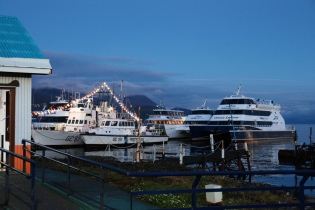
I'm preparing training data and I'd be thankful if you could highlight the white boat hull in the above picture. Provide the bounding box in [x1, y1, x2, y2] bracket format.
[81, 134, 168, 147]
[31, 129, 84, 147]
[164, 124, 191, 139]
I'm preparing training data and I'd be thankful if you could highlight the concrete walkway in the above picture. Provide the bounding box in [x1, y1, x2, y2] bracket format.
[0, 168, 157, 210]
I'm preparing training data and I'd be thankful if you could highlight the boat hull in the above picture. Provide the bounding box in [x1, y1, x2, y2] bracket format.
[31, 129, 84, 147]
[164, 124, 191, 139]
[81, 134, 168, 148]
[190, 125, 296, 145]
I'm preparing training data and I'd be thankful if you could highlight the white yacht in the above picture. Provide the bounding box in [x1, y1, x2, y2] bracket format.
[31, 98, 115, 147]
[145, 102, 189, 139]
[81, 118, 168, 149]
[189, 85, 296, 145]
[176, 99, 214, 137]
[32, 90, 84, 132]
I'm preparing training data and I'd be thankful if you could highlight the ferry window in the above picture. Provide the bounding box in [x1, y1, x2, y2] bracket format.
[119, 122, 123, 126]
[71, 120, 75, 124]
[105, 121, 110, 126]
[79, 120, 83, 124]
[67, 120, 71, 124]
[131, 122, 134, 126]
[101, 121, 105, 126]
[111, 121, 118, 126]
[84, 120, 87, 124]
[75, 120, 79, 124]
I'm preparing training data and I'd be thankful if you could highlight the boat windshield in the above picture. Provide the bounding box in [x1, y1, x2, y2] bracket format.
[220, 99, 255, 105]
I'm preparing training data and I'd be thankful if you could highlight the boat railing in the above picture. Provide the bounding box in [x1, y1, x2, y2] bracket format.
[286, 125, 296, 131]
[20, 138, 315, 210]
[115, 112, 133, 119]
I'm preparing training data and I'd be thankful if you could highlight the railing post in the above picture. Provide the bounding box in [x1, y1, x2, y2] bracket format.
[100, 166, 104, 210]
[299, 174, 309, 209]
[191, 175, 202, 209]
[5, 152, 10, 205]
[30, 161, 36, 210]
[67, 155, 71, 196]
[42, 148, 46, 183]
[22, 139, 26, 173]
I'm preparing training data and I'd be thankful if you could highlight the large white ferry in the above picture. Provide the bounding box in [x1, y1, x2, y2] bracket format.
[145, 101, 189, 139]
[176, 99, 214, 137]
[189, 85, 296, 145]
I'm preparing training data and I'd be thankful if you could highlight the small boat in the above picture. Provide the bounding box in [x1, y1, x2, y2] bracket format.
[81, 118, 168, 149]
[176, 98, 214, 138]
[189, 85, 296, 145]
[144, 100, 189, 139]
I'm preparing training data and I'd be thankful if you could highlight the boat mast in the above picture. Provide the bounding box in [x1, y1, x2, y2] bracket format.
[120, 80, 123, 114]
[235, 84, 241, 96]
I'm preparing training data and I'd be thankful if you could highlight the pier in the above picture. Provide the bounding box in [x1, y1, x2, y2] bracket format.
[278, 127, 315, 169]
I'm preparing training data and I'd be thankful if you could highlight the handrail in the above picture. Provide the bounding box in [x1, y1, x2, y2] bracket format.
[22, 138, 315, 209]
[0, 147, 37, 210]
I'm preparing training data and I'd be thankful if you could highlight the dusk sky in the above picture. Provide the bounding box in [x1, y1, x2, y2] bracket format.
[1, 1, 314, 123]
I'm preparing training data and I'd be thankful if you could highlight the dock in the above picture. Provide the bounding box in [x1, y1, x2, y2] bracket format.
[0, 168, 157, 210]
[278, 127, 315, 169]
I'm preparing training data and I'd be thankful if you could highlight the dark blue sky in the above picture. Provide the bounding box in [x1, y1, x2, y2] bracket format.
[1, 1, 315, 122]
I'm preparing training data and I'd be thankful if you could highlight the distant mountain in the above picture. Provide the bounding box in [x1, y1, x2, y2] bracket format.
[31, 88, 190, 121]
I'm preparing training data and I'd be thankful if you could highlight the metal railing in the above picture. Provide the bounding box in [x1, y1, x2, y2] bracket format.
[0, 147, 37, 210]
[22, 138, 315, 210]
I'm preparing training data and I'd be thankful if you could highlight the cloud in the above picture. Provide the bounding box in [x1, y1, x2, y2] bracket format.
[33, 50, 315, 123]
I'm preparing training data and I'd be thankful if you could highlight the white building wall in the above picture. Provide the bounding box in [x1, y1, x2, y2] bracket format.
[0, 73, 32, 148]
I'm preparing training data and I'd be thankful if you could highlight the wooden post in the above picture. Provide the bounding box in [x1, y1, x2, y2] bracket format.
[153, 145, 156, 163]
[221, 140, 225, 171]
[210, 134, 214, 153]
[310, 127, 312, 146]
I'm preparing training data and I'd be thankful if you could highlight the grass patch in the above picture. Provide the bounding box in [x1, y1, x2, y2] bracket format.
[32, 155, 315, 208]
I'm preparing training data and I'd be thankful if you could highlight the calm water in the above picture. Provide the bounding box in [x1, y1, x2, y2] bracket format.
[35, 124, 315, 196]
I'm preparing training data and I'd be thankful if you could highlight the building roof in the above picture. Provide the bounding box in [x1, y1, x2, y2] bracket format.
[0, 15, 51, 75]
[0, 15, 45, 59]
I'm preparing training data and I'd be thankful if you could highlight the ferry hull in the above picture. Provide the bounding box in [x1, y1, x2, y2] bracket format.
[164, 125, 191, 140]
[81, 134, 168, 148]
[31, 129, 84, 147]
[190, 125, 296, 145]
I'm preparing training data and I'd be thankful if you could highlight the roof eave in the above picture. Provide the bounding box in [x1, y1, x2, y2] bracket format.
[0, 57, 52, 75]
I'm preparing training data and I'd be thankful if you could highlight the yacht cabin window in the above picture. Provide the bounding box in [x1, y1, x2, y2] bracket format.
[111, 121, 118, 126]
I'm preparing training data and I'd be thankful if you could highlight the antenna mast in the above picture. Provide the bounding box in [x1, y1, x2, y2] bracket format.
[235, 84, 242, 96]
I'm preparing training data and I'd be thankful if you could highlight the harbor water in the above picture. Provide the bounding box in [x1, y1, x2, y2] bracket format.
[34, 124, 315, 197]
